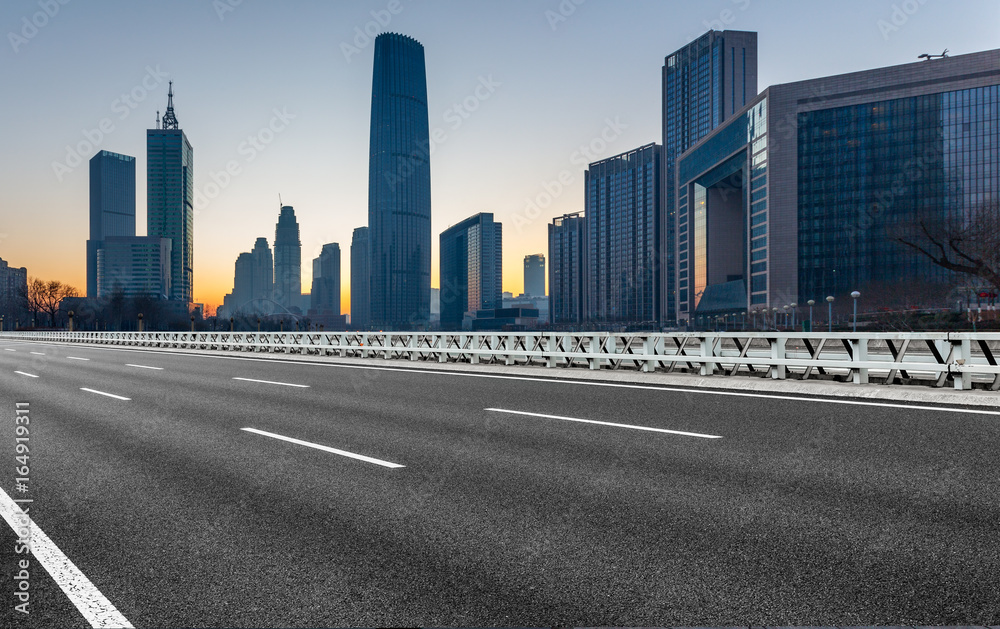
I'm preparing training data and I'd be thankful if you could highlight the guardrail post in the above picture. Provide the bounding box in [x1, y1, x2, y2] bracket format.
[952, 338, 972, 391]
[851, 337, 869, 384]
[546, 334, 558, 368]
[642, 336, 658, 373]
[699, 334, 715, 376]
[408, 334, 418, 361]
[589, 334, 601, 370]
[770, 336, 787, 380]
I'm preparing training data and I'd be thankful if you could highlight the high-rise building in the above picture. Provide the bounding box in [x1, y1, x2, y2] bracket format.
[87, 151, 136, 298]
[368, 33, 431, 329]
[273, 205, 302, 312]
[350, 227, 370, 329]
[0, 257, 28, 326]
[96, 236, 171, 298]
[310, 243, 341, 314]
[232, 252, 254, 312]
[673, 48, 1000, 324]
[586, 144, 661, 326]
[250, 237, 273, 303]
[524, 254, 545, 297]
[147, 82, 194, 303]
[663, 30, 757, 325]
[439, 213, 502, 330]
[548, 213, 587, 325]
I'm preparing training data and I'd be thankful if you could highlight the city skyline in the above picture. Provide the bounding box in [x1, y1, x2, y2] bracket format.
[1, 1, 998, 313]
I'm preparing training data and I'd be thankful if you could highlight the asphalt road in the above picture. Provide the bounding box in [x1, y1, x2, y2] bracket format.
[0, 339, 998, 628]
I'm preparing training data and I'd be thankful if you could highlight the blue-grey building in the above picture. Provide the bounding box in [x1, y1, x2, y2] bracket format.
[96, 236, 171, 298]
[674, 48, 1000, 325]
[523, 254, 545, 298]
[548, 213, 587, 325]
[662, 30, 758, 325]
[350, 227, 370, 329]
[439, 213, 502, 330]
[147, 82, 194, 303]
[273, 206, 302, 312]
[368, 33, 431, 329]
[87, 151, 136, 298]
[586, 144, 662, 326]
[311, 243, 341, 315]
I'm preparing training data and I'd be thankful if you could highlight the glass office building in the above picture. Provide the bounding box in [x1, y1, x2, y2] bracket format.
[585, 144, 661, 325]
[548, 213, 587, 325]
[662, 30, 758, 324]
[87, 151, 136, 298]
[310, 243, 341, 314]
[674, 48, 1000, 325]
[439, 213, 502, 330]
[523, 254, 545, 297]
[350, 227, 370, 329]
[96, 237, 171, 298]
[273, 206, 302, 312]
[147, 84, 193, 303]
[368, 33, 431, 329]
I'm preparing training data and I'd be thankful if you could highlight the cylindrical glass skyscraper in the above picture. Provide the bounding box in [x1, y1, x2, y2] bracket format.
[368, 33, 431, 329]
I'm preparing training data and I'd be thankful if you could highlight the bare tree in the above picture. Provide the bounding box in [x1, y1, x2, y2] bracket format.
[896, 200, 1000, 292]
[26, 277, 80, 327]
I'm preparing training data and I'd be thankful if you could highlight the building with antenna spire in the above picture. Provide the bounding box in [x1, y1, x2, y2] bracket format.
[147, 81, 194, 303]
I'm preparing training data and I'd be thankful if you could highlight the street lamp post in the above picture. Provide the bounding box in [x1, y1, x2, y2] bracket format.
[772, 307, 779, 331]
[137, 313, 143, 332]
[68, 311, 74, 332]
[229, 317, 234, 332]
[851, 291, 861, 333]
[790, 303, 797, 330]
[741, 311, 747, 331]
[257, 317, 261, 333]
[783, 305, 789, 330]
[826, 296, 835, 332]
[807, 300, 815, 332]
[190, 315, 195, 332]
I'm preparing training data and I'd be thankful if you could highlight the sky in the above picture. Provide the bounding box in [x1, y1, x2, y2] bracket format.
[1, 0, 997, 313]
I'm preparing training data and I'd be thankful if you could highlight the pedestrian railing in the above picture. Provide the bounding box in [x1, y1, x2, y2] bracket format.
[2, 330, 998, 391]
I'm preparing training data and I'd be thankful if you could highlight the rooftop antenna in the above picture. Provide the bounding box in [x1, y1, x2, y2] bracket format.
[155, 110, 160, 129]
[279, 193, 283, 207]
[161, 80, 179, 129]
[918, 48, 949, 61]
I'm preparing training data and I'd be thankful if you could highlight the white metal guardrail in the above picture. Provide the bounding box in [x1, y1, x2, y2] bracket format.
[2, 331, 998, 392]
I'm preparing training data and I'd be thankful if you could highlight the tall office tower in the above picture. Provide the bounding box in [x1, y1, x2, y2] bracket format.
[585, 144, 661, 326]
[310, 243, 341, 314]
[250, 237, 273, 302]
[232, 252, 254, 312]
[87, 151, 136, 297]
[439, 213, 502, 330]
[548, 213, 587, 325]
[273, 206, 302, 312]
[368, 33, 431, 329]
[523, 254, 545, 297]
[350, 227, 370, 329]
[96, 236, 172, 298]
[663, 30, 757, 325]
[147, 81, 194, 303]
[0, 257, 28, 325]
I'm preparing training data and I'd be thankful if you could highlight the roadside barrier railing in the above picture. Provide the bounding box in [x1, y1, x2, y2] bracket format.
[2, 330, 998, 391]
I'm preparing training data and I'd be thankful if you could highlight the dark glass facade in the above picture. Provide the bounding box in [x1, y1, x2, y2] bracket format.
[585, 144, 661, 325]
[273, 206, 302, 312]
[523, 254, 545, 297]
[147, 128, 194, 302]
[548, 213, 587, 325]
[368, 33, 431, 329]
[350, 227, 370, 329]
[797, 85, 1000, 302]
[439, 213, 502, 331]
[662, 30, 757, 324]
[88, 150, 136, 297]
[311, 243, 341, 314]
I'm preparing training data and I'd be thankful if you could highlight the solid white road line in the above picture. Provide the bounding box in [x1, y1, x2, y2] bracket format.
[0, 485, 134, 628]
[19, 341, 1000, 417]
[241, 427, 405, 468]
[14, 371, 39, 378]
[486, 408, 723, 439]
[125, 363, 162, 370]
[4, 348, 15, 351]
[80, 388, 131, 401]
[67, 356, 90, 361]
[232, 376, 309, 388]
[30, 351, 45, 355]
